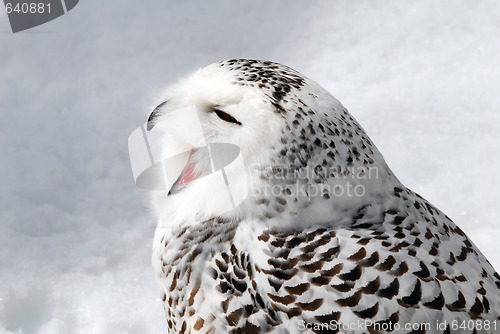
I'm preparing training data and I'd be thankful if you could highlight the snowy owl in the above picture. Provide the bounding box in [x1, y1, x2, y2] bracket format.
[144, 59, 500, 333]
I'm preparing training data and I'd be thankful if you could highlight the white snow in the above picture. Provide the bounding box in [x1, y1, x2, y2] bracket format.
[0, 1, 499, 333]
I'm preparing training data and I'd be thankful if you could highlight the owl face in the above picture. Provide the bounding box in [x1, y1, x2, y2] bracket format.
[144, 62, 287, 224]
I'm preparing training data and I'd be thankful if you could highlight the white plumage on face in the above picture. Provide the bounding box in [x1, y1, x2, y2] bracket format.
[147, 59, 500, 334]
[149, 62, 288, 223]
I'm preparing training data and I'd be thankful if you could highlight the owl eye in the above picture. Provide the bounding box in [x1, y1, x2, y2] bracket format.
[213, 109, 242, 125]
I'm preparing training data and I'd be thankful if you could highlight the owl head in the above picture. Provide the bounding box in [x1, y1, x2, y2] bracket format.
[130, 59, 399, 229]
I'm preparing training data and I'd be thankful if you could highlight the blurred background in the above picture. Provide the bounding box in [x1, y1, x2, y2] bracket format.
[1, 1, 499, 333]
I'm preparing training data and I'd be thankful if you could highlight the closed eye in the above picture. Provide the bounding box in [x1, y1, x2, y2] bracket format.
[213, 109, 242, 125]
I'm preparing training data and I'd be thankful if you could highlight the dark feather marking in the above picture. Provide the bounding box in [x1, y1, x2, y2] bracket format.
[285, 236, 306, 248]
[255, 293, 265, 308]
[331, 282, 354, 292]
[237, 321, 261, 334]
[413, 261, 430, 279]
[258, 234, 270, 242]
[359, 251, 379, 267]
[275, 248, 291, 259]
[218, 281, 231, 293]
[456, 246, 473, 261]
[267, 293, 296, 305]
[321, 263, 343, 277]
[361, 277, 381, 294]
[215, 259, 228, 272]
[390, 241, 410, 252]
[170, 271, 178, 292]
[310, 275, 333, 286]
[188, 246, 203, 262]
[221, 298, 230, 313]
[339, 265, 362, 281]
[280, 258, 299, 270]
[348, 247, 367, 261]
[469, 297, 483, 318]
[319, 246, 340, 260]
[188, 279, 201, 306]
[298, 252, 314, 262]
[300, 260, 325, 273]
[232, 277, 247, 293]
[400, 279, 422, 306]
[378, 278, 399, 299]
[262, 268, 298, 280]
[271, 238, 286, 248]
[336, 290, 362, 307]
[226, 308, 243, 326]
[354, 302, 379, 319]
[268, 278, 282, 293]
[284, 283, 310, 296]
[482, 296, 490, 313]
[424, 292, 444, 310]
[357, 238, 371, 245]
[297, 298, 324, 311]
[193, 318, 204, 331]
[377, 255, 396, 271]
[301, 236, 331, 253]
[390, 261, 409, 276]
[286, 307, 302, 318]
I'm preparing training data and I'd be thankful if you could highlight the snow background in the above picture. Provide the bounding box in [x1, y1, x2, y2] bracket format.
[0, 1, 499, 333]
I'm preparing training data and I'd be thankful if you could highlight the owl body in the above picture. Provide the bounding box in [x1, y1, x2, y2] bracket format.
[153, 188, 500, 333]
[147, 59, 500, 333]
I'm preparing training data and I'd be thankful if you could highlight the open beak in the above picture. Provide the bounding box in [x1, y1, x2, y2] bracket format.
[128, 102, 241, 206]
[168, 148, 202, 194]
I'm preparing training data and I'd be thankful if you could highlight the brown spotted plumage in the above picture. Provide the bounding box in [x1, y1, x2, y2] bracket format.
[147, 59, 500, 333]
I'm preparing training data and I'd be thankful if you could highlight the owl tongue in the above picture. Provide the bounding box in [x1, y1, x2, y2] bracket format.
[177, 148, 201, 189]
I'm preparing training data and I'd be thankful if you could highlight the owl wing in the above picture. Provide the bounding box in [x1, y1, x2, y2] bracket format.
[208, 188, 500, 333]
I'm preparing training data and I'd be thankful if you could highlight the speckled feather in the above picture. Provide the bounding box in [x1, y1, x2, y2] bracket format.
[149, 59, 500, 334]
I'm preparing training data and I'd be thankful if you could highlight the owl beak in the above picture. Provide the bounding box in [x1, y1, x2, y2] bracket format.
[147, 101, 168, 131]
